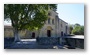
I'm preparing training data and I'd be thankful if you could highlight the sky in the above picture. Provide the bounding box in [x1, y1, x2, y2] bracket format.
[56, 4, 84, 26]
[4, 4, 84, 26]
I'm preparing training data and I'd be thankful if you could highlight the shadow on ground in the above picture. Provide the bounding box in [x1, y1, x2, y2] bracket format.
[4, 38, 64, 49]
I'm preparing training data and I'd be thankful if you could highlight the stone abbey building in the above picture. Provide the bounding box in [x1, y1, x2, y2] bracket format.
[28, 10, 70, 38]
[4, 10, 70, 38]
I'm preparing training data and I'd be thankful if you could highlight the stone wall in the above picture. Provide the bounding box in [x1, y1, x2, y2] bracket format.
[63, 38, 84, 49]
[76, 39, 84, 49]
[36, 37, 60, 45]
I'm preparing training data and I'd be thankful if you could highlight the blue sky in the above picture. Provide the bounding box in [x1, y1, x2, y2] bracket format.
[57, 4, 84, 25]
[4, 4, 84, 26]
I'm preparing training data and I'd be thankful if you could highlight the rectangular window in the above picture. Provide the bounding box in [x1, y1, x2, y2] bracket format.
[66, 26, 67, 34]
[61, 22, 62, 27]
[48, 12, 51, 16]
[55, 15, 58, 18]
[48, 18, 50, 24]
[52, 19, 54, 24]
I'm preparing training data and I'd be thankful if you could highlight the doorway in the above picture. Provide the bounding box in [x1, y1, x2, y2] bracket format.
[61, 31, 63, 36]
[32, 32, 35, 38]
[47, 30, 51, 37]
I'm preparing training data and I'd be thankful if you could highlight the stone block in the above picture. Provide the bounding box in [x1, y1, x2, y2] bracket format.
[36, 37, 60, 45]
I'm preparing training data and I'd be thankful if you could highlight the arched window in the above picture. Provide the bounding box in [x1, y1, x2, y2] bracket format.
[52, 19, 54, 24]
[48, 12, 51, 16]
[48, 18, 50, 24]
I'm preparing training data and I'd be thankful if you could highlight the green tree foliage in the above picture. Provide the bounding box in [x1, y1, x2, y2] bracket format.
[74, 23, 80, 27]
[4, 4, 57, 31]
[69, 25, 73, 34]
[79, 26, 84, 35]
[72, 24, 84, 35]
[4, 4, 57, 41]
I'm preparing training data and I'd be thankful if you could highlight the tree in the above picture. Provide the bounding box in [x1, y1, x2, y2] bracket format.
[74, 23, 80, 27]
[79, 26, 84, 35]
[69, 25, 73, 34]
[72, 26, 81, 35]
[72, 23, 84, 35]
[4, 4, 57, 42]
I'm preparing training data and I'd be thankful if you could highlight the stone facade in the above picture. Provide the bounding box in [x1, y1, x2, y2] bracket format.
[30, 10, 70, 38]
[4, 26, 27, 38]
[4, 10, 70, 38]
[4, 26, 13, 37]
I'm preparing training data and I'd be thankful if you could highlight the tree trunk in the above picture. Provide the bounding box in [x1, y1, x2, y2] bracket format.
[14, 28, 21, 42]
[38, 29, 40, 37]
